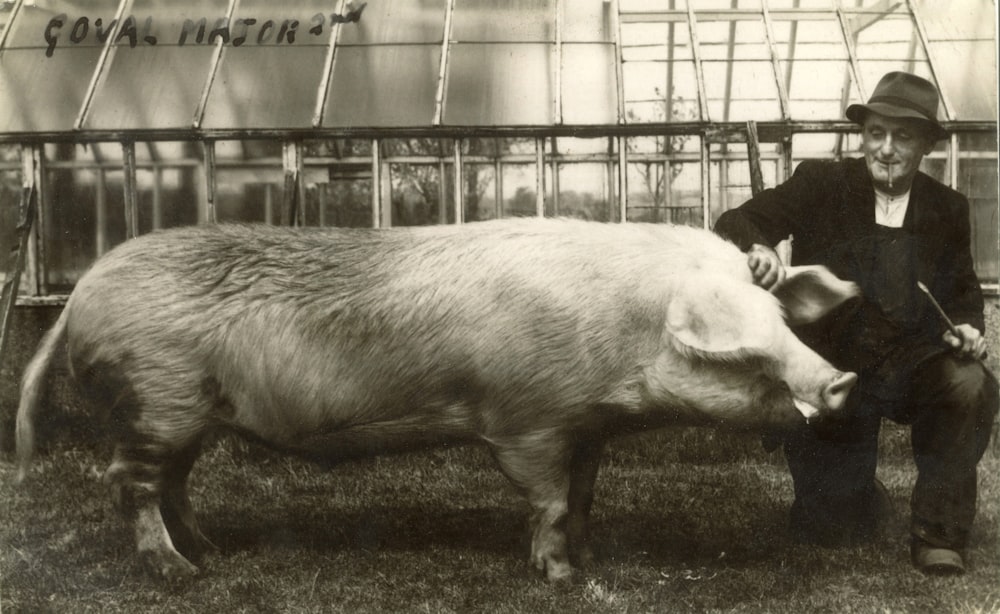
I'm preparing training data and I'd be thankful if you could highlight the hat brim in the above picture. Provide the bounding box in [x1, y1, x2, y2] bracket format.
[846, 102, 949, 140]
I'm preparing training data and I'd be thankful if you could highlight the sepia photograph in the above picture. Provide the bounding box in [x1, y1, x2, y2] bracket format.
[0, 1, 997, 612]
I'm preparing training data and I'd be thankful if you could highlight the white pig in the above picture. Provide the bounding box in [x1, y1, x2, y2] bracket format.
[16, 218, 857, 582]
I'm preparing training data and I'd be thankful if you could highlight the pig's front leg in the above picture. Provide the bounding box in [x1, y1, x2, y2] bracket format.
[490, 430, 575, 582]
[566, 440, 603, 568]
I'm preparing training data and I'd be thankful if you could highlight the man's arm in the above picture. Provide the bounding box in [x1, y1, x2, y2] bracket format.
[936, 193, 987, 358]
[714, 160, 827, 289]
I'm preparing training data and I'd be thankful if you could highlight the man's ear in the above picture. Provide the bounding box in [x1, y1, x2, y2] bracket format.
[772, 265, 859, 326]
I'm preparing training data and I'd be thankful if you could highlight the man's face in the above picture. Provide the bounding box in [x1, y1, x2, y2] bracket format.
[860, 113, 936, 195]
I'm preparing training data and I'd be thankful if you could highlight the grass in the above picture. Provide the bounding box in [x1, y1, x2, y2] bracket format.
[1, 301, 998, 613]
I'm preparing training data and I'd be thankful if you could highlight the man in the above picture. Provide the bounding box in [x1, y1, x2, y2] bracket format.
[714, 71, 998, 575]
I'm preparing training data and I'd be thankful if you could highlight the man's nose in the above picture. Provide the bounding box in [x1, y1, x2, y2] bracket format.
[879, 135, 895, 156]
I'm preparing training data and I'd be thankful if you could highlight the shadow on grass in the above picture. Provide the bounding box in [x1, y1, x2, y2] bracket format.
[203, 505, 526, 560]
[190, 467, 798, 575]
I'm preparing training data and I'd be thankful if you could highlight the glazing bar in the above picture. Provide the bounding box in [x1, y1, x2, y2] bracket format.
[75, 0, 132, 129]
[312, 0, 348, 127]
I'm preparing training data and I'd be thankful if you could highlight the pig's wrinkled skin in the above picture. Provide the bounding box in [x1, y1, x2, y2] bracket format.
[16, 218, 857, 582]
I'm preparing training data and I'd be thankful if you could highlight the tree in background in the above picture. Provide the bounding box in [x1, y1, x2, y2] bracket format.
[626, 89, 698, 224]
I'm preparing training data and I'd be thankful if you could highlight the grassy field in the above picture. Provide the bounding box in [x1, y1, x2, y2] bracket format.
[1, 302, 998, 613]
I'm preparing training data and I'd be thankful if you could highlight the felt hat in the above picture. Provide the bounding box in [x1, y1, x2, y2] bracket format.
[845, 72, 949, 141]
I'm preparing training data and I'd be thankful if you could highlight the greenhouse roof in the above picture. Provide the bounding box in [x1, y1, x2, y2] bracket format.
[0, 0, 995, 138]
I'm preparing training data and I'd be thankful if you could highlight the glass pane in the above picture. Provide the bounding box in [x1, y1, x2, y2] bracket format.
[83, 0, 226, 129]
[556, 137, 610, 155]
[389, 164, 445, 226]
[465, 137, 537, 157]
[626, 160, 702, 226]
[709, 143, 780, 226]
[0, 147, 22, 292]
[928, 39, 997, 120]
[301, 140, 375, 228]
[696, 18, 771, 61]
[136, 165, 201, 233]
[5, 0, 119, 49]
[215, 139, 281, 161]
[623, 61, 700, 122]
[501, 164, 538, 218]
[194, 0, 338, 129]
[782, 59, 862, 120]
[791, 132, 843, 159]
[855, 60, 936, 108]
[215, 174, 282, 223]
[42, 144, 127, 290]
[766, 0, 833, 7]
[452, 0, 554, 42]
[852, 14, 924, 62]
[561, 44, 616, 124]
[702, 60, 781, 121]
[627, 133, 700, 154]
[0, 0, 119, 132]
[202, 45, 327, 129]
[620, 0, 688, 10]
[554, 164, 610, 221]
[299, 178, 373, 228]
[303, 138, 372, 158]
[958, 132, 999, 282]
[324, 45, 440, 127]
[213, 140, 281, 223]
[463, 164, 498, 222]
[693, 0, 760, 8]
[847, 11, 932, 98]
[563, 0, 613, 43]
[338, 0, 446, 44]
[228, 0, 342, 44]
[85, 46, 214, 129]
[621, 22, 693, 62]
[770, 18, 849, 61]
[842, 132, 864, 155]
[445, 44, 552, 125]
[919, 153, 947, 185]
[0, 49, 99, 131]
[382, 138, 445, 158]
[913, 0, 993, 39]
[0, 2, 15, 46]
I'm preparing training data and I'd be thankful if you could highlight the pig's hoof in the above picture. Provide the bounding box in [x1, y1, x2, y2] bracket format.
[546, 562, 574, 583]
[534, 554, 574, 583]
[189, 533, 221, 560]
[572, 545, 595, 569]
[141, 549, 200, 582]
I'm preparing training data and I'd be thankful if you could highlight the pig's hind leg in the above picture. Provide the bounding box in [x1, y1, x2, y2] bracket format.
[490, 429, 576, 582]
[95, 372, 214, 581]
[160, 443, 219, 561]
[105, 442, 202, 581]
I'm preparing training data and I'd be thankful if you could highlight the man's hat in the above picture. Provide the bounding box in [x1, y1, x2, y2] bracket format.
[845, 72, 949, 141]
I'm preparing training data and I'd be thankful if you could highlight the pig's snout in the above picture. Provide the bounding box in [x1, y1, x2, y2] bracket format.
[822, 371, 857, 411]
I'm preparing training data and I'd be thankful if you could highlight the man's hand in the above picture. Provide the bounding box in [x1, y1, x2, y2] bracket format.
[943, 323, 987, 360]
[747, 243, 786, 290]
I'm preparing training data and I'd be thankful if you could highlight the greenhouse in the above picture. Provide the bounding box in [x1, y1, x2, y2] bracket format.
[1, 3, 999, 608]
[0, 0, 996, 312]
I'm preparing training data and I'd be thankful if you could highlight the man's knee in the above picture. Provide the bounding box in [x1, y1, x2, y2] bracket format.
[917, 356, 998, 418]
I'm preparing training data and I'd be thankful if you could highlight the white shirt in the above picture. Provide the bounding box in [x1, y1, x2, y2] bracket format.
[874, 187, 911, 228]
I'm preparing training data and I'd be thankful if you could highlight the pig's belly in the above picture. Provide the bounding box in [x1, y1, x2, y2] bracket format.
[226, 401, 482, 463]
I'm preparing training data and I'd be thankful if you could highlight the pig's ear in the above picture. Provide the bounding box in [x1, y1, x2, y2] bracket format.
[772, 265, 859, 326]
[665, 274, 776, 356]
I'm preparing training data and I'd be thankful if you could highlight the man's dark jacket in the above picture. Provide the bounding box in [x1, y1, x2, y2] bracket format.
[714, 157, 984, 404]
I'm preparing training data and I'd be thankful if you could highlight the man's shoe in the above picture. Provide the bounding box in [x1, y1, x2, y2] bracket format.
[911, 539, 966, 575]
